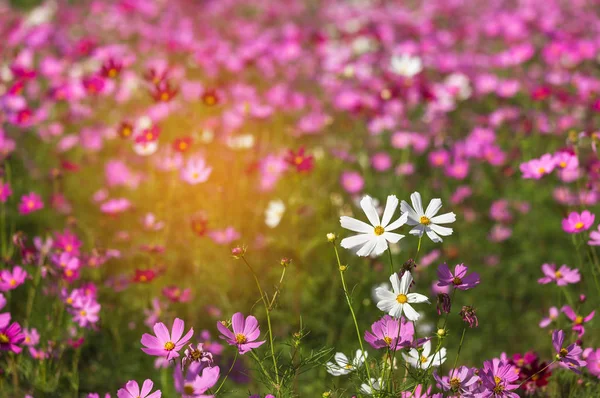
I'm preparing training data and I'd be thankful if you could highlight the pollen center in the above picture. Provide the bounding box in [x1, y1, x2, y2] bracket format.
[559, 348, 568, 357]
[0, 333, 9, 344]
[575, 316, 583, 324]
[554, 271, 562, 279]
[374, 226, 385, 235]
[235, 333, 247, 344]
[164, 341, 175, 351]
[450, 377, 461, 390]
[420, 355, 428, 363]
[183, 385, 195, 395]
[344, 364, 353, 369]
[452, 276, 462, 285]
[396, 294, 408, 304]
[419, 216, 431, 225]
[383, 336, 392, 345]
[575, 222, 584, 229]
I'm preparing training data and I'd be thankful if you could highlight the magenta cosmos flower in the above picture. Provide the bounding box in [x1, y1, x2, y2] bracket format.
[562, 306, 595, 337]
[552, 330, 586, 372]
[141, 318, 194, 360]
[539, 307, 559, 328]
[537, 264, 580, 286]
[562, 211, 594, 233]
[437, 263, 480, 290]
[117, 379, 161, 398]
[0, 321, 25, 353]
[364, 315, 414, 351]
[587, 224, 600, 245]
[480, 359, 520, 397]
[217, 312, 265, 355]
[18, 192, 44, 215]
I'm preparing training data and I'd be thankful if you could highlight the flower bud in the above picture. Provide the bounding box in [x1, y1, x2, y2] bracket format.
[280, 257, 292, 267]
[436, 293, 451, 315]
[231, 246, 245, 259]
[326, 233, 336, 242]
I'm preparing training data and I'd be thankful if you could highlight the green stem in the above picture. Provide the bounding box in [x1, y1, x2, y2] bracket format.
[241, 257, 280, 387]
[332, 243, 374, 393]
[387, 246, 394, 275]
[214, 351, 238, 395]
[250, 350, 276, 386]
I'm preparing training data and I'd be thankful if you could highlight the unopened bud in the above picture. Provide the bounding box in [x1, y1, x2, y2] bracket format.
[326, 233, 336, 242]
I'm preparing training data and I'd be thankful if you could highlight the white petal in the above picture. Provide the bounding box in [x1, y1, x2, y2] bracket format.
[402, 303, 420, 321]
[380, 195, 399, 228]
[409, 225, 425, 237]
[425, 198, 442, 218]
[407, 292, 430, 304]
[401, 200, 420, 224]
[371, 237, 388, 257]
[422, 341, 432, 357]
[389, 273, 401, 293]
[383, 232, 404, 243]
[391, 303, 404, 318]
[375, 287, 396, 301]
[340, 216, 373, 233]
[356, 238, 377, 257]
[360, 195, 381, 227]
[429, 212, 456, 225]
[334, 352, 349, 367]
[376, 298, 398, 314]
[410, 192, 424, 216]
[385, 212, 408, 231]
[399, 271, 413, 294]
[340, 234, 372, 249]
[426, 228, 442, 243]
[430, 224, 453, 236]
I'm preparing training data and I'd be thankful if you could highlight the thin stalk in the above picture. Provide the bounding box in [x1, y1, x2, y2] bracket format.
[518, 360, 555, 387]
[214, 351, 239, 395]
[241, 257, 280, 386]
[387, 247, 394, 275]
[332, 243, 374, 393]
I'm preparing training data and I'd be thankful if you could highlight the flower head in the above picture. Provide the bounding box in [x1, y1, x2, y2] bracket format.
[0, 321, 25, 353]
[480, 359, 520, 397]
[18, 192, 44, 215]
[364, 315, 414, 351]
[562, 211, 594, 233]
[340, 195, 408, 257]
[437, 263, 480, 290]
[117, 379, 161, 398]
[538, 264, 580, 286]
[217, 313, 265, 355]
[552, 330, 586, 372]
[401, 192, 456, 243]
[403, 340, 446, 369]
[375, 272, 429, 321]
[0, 266, 28, 292]
[141, 318, 194, 360]
[325, 350, 367, 376]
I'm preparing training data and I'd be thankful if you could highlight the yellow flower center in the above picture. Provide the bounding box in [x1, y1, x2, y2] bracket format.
[183, 385, 195, 395]
[374, 226, 385, 235]
[559, 161, 567, 168]
[452, 276, 462, 285]
[80, 310, 87, 316]
[396, 294, 408, 304]
[450, 377, 461, 390]
[108, 68, 118, 78]
[27, 201, 35, 209]
[295, 156, 303, 165]
[160, 92, 170, 101]
[235, 333, 247, 344]
[420, 355, 428, 363]
[560, 348, 568, 357]
[575, 222, 584, 229]
[0, 333, 9, 344]
[555, 271, 562, 279]
[419, 216, 431, 225]
[9, 279, 16, 287]
[537, 167, 546, 174]
[66, 298, 73, 304]
[65, 244, 73, 252]
[139, 275, 147, 282]
[344, 364, 353, 369]
[164, 341, 175, 351]
[383, 336, 392, 346]
[575, 316, 583, 325]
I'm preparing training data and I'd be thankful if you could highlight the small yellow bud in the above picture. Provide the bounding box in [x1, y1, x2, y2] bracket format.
[326, 233, 336, 242]
[339, 265, 347, 271]
[322, 392, 331, 398]
[437, 328, 446, 338]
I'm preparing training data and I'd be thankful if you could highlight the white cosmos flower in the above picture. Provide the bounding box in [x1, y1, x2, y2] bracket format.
[375, 271, 429, 321]
[390, 54, 423, 78]
[400, 192, 456, 243]
[265, 199, 285, 228]
[325, 349, 367, 376]
[340, 195, 408, 257]
[402, 340, 446, 369]
[360, 377, 386, 395]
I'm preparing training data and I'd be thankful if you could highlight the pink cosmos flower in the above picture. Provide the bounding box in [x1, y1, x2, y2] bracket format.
[562, 306, 595, 337]
[537, 264, 580, 286]
[552, 330, 586, 372]
[587, 224, 600, 245]
[0, 321, 25, 353]
[71, 296, 101, 328]
[539, 307, 559, 328]
[480, 359, 520, 397]
[520, 154, 555, 179]
[436, 263, 480, 290]
[187, 366, 220, 396]
[586, 349, 600, 377]
[370, 152, 392, 172]
[0, 266, 28, 291]
[208, 227, 240, 245]
[141, 318, 194, 360]
[23, 328, 40, 346]
[0, 183, 12, 202]
[340, 171, 364, 194]
[117, 379, 161, 398]
[217, 312, 265, 355]
[100, 198, 131, 215]
[364, 315, 414, 351]
[562, 211, 594, 233]
[18, 192, 44, 214]
[180, 156, 212, 185]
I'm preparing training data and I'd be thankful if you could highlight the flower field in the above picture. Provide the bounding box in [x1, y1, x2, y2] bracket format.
[1, 0, 599, 396]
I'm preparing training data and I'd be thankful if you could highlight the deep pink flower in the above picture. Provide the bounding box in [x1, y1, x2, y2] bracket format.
[0, 183, 12, 203]
[0, 321, 25, 353]
[71, 296, 101, 328]
[538, 264, 580, 286]
[437, 263, 480, 290]
[480, 359, 520, 397]
[539, 307, 559, 328]
[18, 192, 44, 214]
[562, 211, 594, 233]
[364, 315, 414, 351]
[586, 348, 600, 377]
[552, 330, 586, 372]
[217, 312, 265, 355]
[340, 171, 364, 194]
[562, 306, 595, 337]
[141, 318, 194, 360]
[520, 154, 555, 179]
[117, 379, 161, 398]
